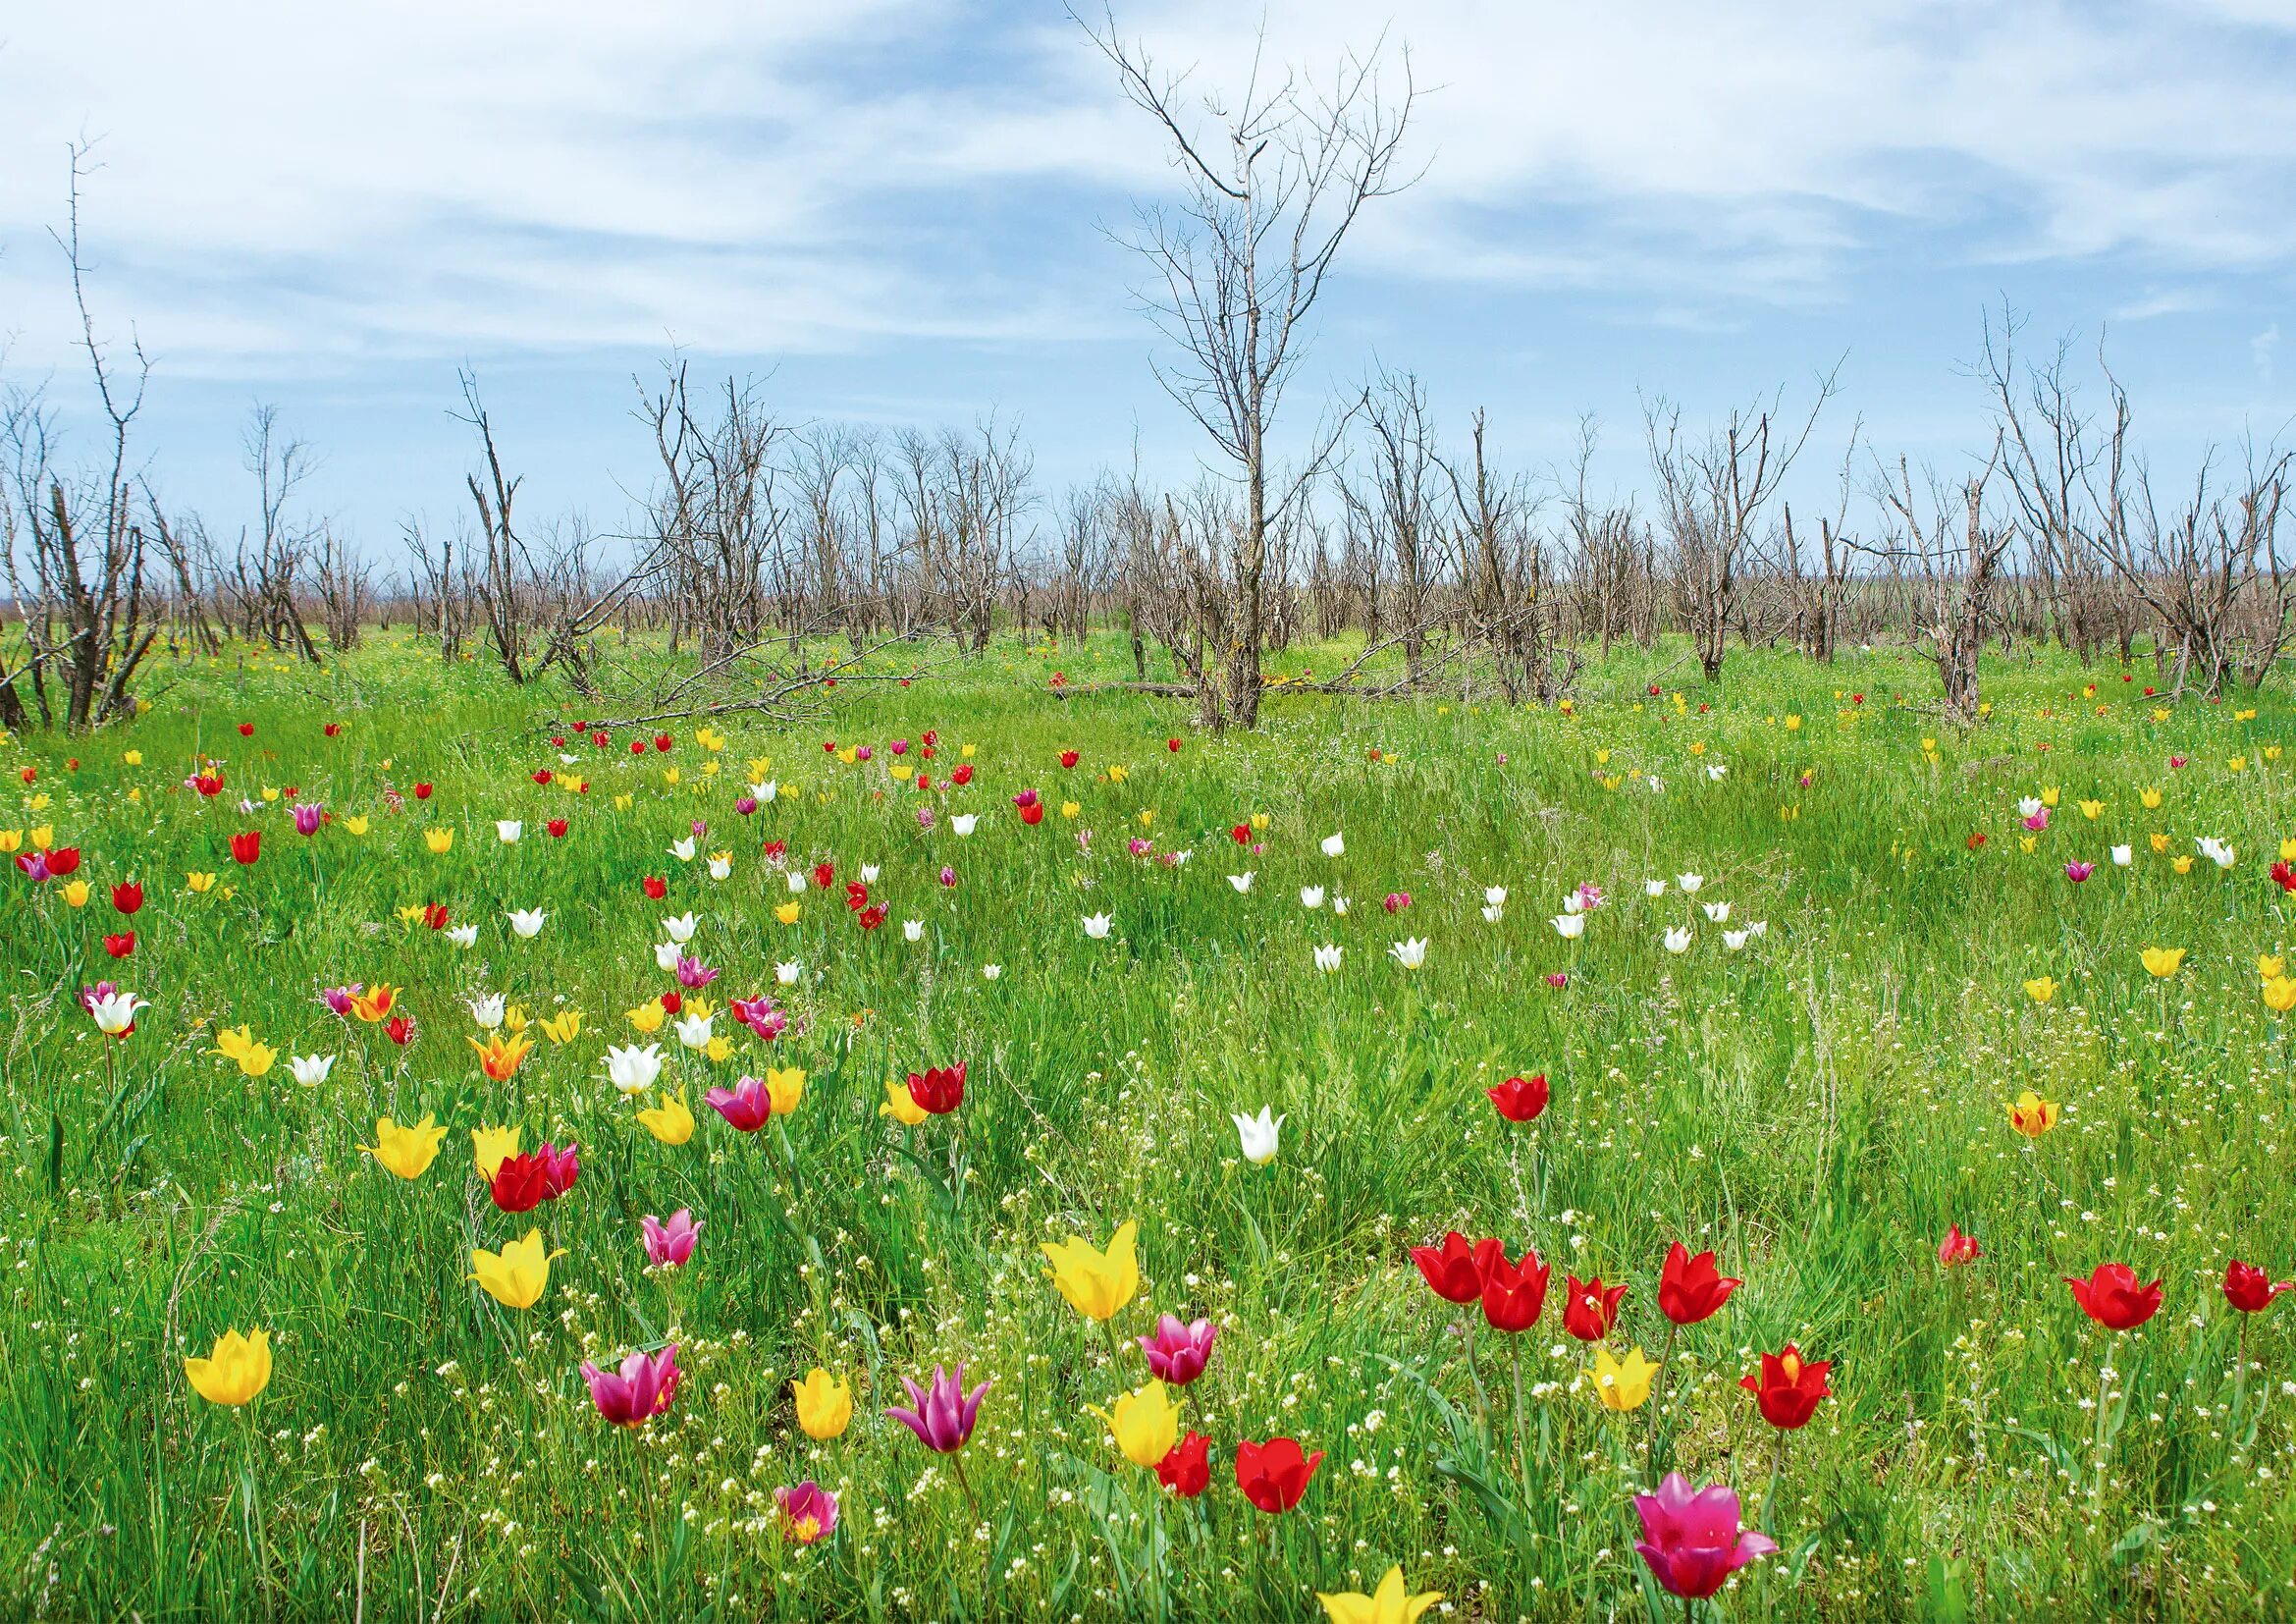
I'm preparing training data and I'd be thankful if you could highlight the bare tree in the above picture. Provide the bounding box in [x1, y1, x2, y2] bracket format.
[0, 146, 159, 731]
[1079, 7, 1416, 728]
[1644, 370, 1838, 681]
[1866, 439, 2009, 719]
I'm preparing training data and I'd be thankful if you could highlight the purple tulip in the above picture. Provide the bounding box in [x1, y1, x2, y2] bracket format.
[581, 1344, 680, 1427]
[1631, 1473, 1778, 1599]
[939, 865, 957, 889]
[1137, 1315, 1217, 1384]
[293, 802, 324, 837]
[736, 796, 759, 817]
[2064, 860, 2094, 883]
[674, 954, 719, 990]
[641, 1209, 700, 1268]
[320, 983, 361, 1016]
[885, 1362, 992, 1453]
[775, 1480, 840, 1544]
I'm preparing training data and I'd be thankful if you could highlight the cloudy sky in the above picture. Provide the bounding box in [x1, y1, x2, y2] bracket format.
[3, 1, 2291, 559]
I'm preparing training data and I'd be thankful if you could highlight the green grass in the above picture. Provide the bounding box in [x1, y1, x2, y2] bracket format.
[3, 626, 2296, 1620]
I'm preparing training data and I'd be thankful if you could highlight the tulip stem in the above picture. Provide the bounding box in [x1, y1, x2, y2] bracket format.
[1509, 1339, 1529, 1493]
[1461, 1314, 1493, 1449]
[953, 1451, 982, 1520]
[1646, 1323, 1679, 1483]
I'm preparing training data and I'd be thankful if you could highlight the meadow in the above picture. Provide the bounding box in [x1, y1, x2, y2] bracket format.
[3, 628, 2295, 1622]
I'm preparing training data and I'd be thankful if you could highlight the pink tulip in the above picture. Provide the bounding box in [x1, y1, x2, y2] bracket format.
[705, 1076, 773, 1132]
[1632, 1473, 1777, 1599]
[775, 1480, 840, 1543]
[2064, 860, 2093, 883]
[581, 1345, 680, 1427]
[1138, 1315, 1218, 1384]
[641, 1209, 700, 1268]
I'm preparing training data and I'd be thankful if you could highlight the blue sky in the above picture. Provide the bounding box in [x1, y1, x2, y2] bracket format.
[3, 1, 2292, 566]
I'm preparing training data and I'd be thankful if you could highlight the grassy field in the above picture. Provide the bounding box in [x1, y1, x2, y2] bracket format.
[4, 627, 2295, 1621]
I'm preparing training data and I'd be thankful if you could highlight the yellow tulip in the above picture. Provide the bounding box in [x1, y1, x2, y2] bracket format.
[2148, 832, 2169, 854]
[2172, 855, 2195, 875]
[2040, 785, 2059, 808]
[1090, 1379, 1181, 1468]
[472, 1124, 520, 1180]
[2259, 955, 2285, 983]
[2023, 976, 2057, 1005]
[2078, 799, 2103, 819]
[1061, 800, 1081, 819]
[1317, 1566, 1444, 1624]
[424, 828, 454, 853]
[61, 879, 89, 908]
[2140, 787, 2163, 810]
[539, 1009, 583, 1045]
[210, 1025, 277, 1078]
[635, 1087, 695, 1146]
[343, 815, 369, 837]
[1586, 1345, 1659, 1412]
[0, 831, 17, 852]
[469, 1229, 561, 1310]
[2266, 977, 2296, 1015]
[29, 825, 52, 850]
[2283, 839, 2296, 863]
[766, 1066, 806, 1115]
[775, 901, 802, 925]
[185, 1327, 272, 1406]
[2007, 1089, 2060, 1138]
[349, 985, 400, 1023]
[2141, 947, 2185, 978]
[793, 1368, 853, 1439]
[626, 1000, 667, 1035]
[881, 1080, 930, 1126]
[124, 749, 143, 766]
[703, 1035, 732, 1063]
[362, 1114, 447, 1178]
[1041, 1220, 1139, 1322]
[187, 870, 218, 894]
[960, 743, 976, 759]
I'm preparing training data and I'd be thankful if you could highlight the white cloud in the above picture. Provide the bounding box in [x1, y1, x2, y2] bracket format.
[1, 0, 2291, 375]
[2256, 323, 2281, 382]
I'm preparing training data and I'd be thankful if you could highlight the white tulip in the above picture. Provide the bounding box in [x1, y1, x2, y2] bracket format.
[1643, 879, 1667, 897]
[1231, 1107, 1284, 1165]
[654, 941, 682, 972]
[2016, 796, 2045, 819]
[951, 814, 978, 837]
[1663, 926, 1692, 953]
[289, 1053, 335, 1087]
[1321, 833, 1345, 858]
[604, 1042, 665, 1097]
[1678, 874, 1704, 893]
[861, 863, 881, 884]
[1749, 920, 1769, 937]
[757, 780, 778, 802]
[1227, 872, 1255, 893]
[2111, 844, 2133, 867]
[1083, 913, 1113, 940]
[708, 855, 731, 880]
[1705, 764, 1727, 782]
[1481, 903, 1505, 924]
[1390, 937, 1428, 970]
[496, 819, 523, 843]
[674, 1011, 715, 1052]
[981, 963, 1001, 980]
[1332, 896, 1351, 917]
[86, 989, 146, 1036]
[468, 994, 506, 1030]
[903, 918, 925, 942]
[507, 908, 547, 939]
[1723, 929, 1749, 951]
[669, 837, 697, 862]
[1483, 886, 1508, 907]
[1563, 893, 1585, 915]
[775, 960, 803, 985]
[786, 872, 808, 894]
[662, 913, 699, 944]
[1551, 913, 1585, 940]
[1702, 900, 1732, 923]
[1300, 886, 1325, 909]
[446, 924, 479, 947]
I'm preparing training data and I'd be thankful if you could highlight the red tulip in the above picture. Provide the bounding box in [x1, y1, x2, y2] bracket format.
[229, 831, 261, 865]
[191, 773, 225, 798]
[951, 763, 974, 786]
[383, 1015, 416, 1046]
[237, 722, 254, 736]
[547, 818, 568, 839]
[660, 991, 682, 1016]
[1019, 800, 1044, 825]
[103, 932, 135, 959]
[906, 1061, 966, 1114]
[1233, 1436, 1320, 1513]
[45, 846, 80, 877]
[2064, 1263, 2163, 1330]
[422, 903, 450, 931]
[1166, 738, 1181, 753]
[654, 732, 673, 753]
[324, 722, 342, 736]
[1658, 1243, 1741, 1326]
[1937, 1224, 1981, 1268]
[111, 881, 143, 915]
[1739, 1344, 1831, 1430]
[1410, 1231, 1500, 1306]
[1487, 1073, 1549, 1122]
[1561, 1273, 1625, 1342]
[491, 1144, 580, 1212]
[1230, 824, 1250, 844]
[813, 861, 835, 891]
[857, 905, 886, 930]
[2223, 1260, 2294, 1315]
[1479, 1244, 1551, 1332]
[1155, 1431, 1211, 1497]
[413, 783, 433, 799]
[1060, 749, 1080, 769]
[532, 770, 552, 785]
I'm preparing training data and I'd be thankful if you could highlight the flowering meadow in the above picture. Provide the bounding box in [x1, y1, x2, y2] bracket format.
[7, 634, 2296, 1621]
